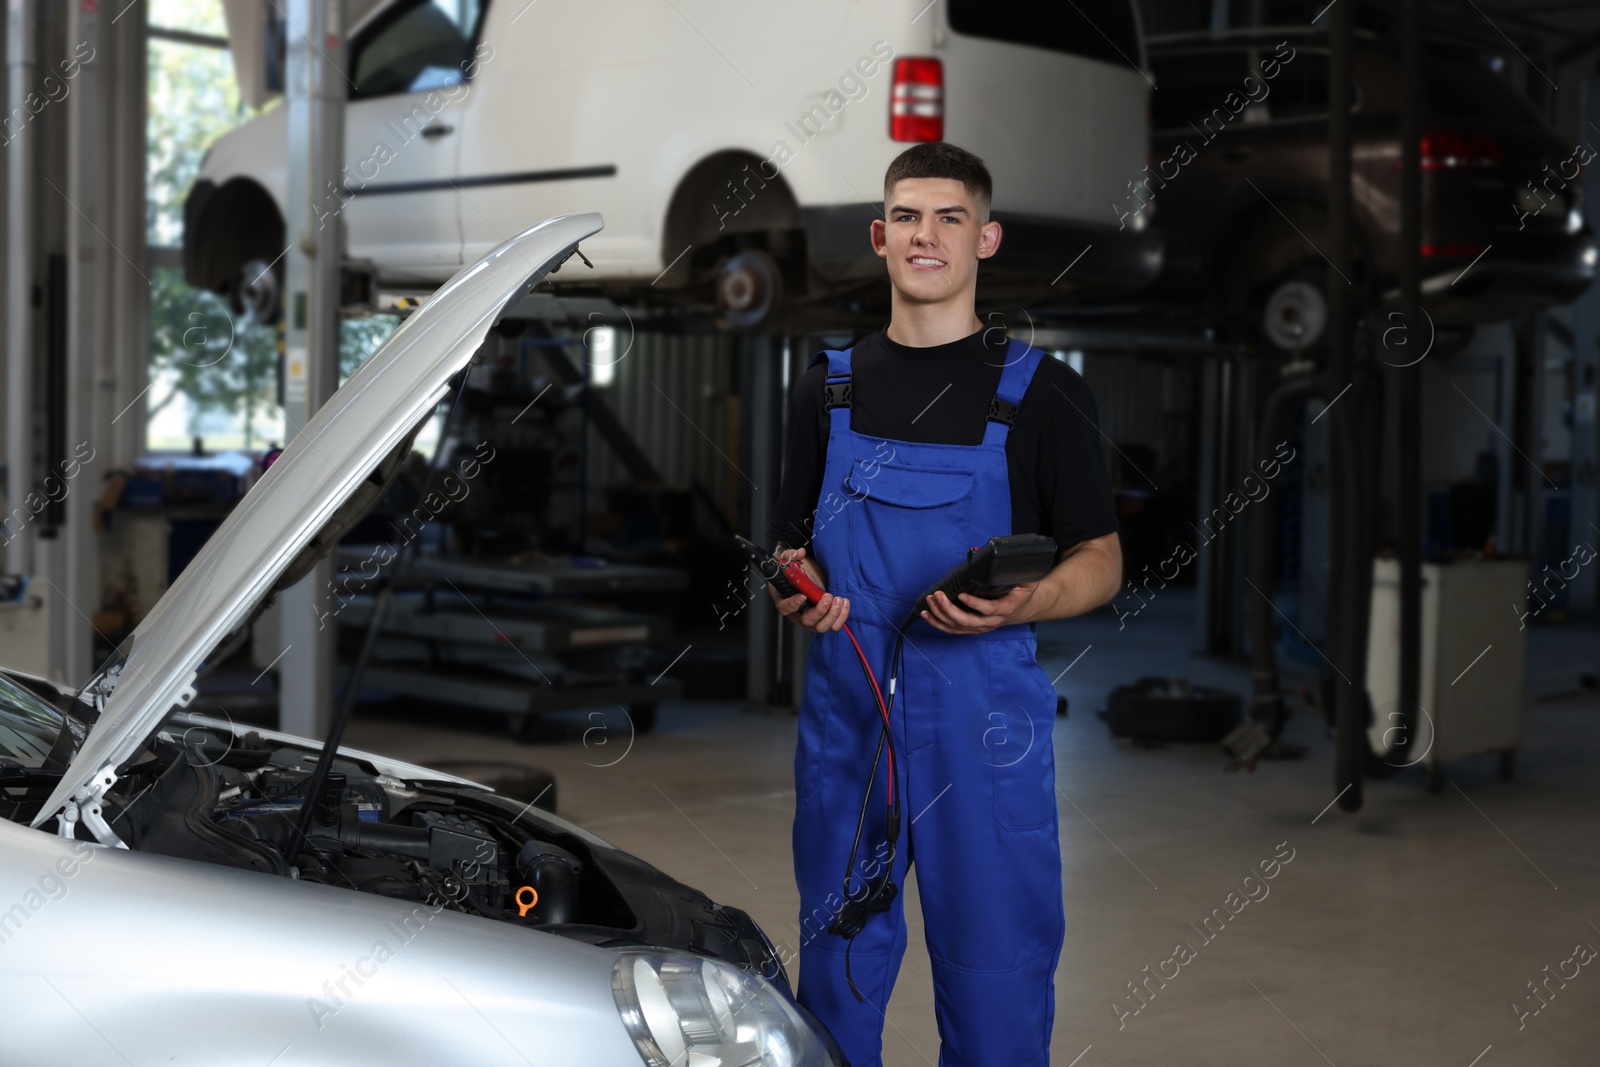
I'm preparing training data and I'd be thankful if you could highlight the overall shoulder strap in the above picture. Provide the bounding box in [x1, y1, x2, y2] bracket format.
[982, 339, 1047, 446]
[809, 348, 854, 433]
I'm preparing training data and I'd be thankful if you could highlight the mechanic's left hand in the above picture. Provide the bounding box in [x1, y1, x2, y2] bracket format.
[920, 582, 1039, 635]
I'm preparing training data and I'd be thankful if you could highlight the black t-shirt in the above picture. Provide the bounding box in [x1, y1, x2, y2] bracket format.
[767, 327, 1119, 552]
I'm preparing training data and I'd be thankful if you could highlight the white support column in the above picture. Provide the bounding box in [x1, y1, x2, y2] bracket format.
[0, 4, 9, 532]
[277, 0, 344, 738]
[60, 0, 109, 684]
[108, 0, 147, 470]
[4, 0, 37, 579]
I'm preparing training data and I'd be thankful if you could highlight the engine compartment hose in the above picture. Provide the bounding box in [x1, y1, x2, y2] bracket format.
[515, 840, 582, 924]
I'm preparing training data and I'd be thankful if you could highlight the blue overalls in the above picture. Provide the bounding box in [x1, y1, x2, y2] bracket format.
[792, 339, 1066, 1067]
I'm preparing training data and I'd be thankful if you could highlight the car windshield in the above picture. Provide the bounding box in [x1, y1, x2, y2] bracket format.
[0, 673, 73, 769]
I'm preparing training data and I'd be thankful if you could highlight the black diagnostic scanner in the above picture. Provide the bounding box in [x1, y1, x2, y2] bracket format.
[913, 534, 1059, 618]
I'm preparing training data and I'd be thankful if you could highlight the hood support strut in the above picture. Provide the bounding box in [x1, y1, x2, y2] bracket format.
[288, 368, 468, 862]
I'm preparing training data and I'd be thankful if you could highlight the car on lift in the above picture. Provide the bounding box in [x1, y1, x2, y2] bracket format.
[1136, 28, 1596, 358]
[0, 215, 842, 1067]
[183, 0, 1161, 328]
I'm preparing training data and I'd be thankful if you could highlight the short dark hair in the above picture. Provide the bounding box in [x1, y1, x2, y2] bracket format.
[883, 142, 993, 219]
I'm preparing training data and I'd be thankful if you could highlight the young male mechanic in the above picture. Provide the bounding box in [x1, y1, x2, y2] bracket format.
[764, 143, 1123, 1067]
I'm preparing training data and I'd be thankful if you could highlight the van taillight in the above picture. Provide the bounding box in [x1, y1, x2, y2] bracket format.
[1418, 130, 1503, 170]
[891, 58, 943, 142]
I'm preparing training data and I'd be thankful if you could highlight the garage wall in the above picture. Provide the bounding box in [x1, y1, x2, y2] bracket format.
[1423, 325, 1513, 487]
[1081, 354, 1195, 488]
[584, 342, 1191, 529]
[584, 331, 741, 529]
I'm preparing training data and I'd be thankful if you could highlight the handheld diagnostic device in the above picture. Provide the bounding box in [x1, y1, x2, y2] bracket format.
[913, 534, 1059, 618]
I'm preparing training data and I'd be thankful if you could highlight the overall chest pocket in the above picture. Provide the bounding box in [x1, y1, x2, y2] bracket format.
[843, 460, 975, 603]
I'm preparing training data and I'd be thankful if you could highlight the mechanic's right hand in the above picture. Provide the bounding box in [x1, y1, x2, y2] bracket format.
[769, 547, 850, 633]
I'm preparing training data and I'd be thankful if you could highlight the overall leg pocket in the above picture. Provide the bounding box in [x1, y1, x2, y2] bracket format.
[990, 642, 1058, 832]
[991, 720, 1056, 831]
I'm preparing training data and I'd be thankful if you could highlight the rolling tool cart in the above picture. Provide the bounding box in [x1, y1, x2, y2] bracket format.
[1365, 557, 1527, 792]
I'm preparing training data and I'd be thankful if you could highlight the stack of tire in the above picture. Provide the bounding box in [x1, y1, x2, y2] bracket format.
[1103, 676, 1241, 744]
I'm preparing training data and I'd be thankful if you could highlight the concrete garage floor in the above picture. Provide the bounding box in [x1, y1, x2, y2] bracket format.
[340, 591, 1600, 1067]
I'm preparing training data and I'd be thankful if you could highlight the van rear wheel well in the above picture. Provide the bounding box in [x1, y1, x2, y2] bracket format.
[188, 178, 286, 317]
[659, 152, 802, 290]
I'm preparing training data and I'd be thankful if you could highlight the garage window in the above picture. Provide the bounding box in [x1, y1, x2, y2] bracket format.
[147, 0, 286, 453]
[350, 0, 487, 101]
[947, 0, 1141, 69]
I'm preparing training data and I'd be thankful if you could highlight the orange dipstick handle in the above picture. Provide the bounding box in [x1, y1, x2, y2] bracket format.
[515, 885, 539, 916]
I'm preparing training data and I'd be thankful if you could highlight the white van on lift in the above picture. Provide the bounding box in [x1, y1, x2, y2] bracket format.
[185, 0, 1160, 327]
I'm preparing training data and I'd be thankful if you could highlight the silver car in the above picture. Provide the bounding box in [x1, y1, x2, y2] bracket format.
[0, 214, 841, 1067]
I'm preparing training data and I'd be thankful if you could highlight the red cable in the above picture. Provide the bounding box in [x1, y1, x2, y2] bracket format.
[771, 557, 895, 810]
[841, 622, 894, 804]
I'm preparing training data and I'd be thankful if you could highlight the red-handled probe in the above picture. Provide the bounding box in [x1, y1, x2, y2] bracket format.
[734, 536, 894, 803]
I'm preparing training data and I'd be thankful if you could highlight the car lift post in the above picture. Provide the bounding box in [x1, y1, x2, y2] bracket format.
[1398, 0, 1423, 771]
[1574, 76, 1600, 610]
[1325, 0, 1373, 810]
[277, 0, 345, 738]
[744, 332, 784, 705]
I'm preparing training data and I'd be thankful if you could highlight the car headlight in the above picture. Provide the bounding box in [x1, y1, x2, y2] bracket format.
[612, 949, 832, 1067]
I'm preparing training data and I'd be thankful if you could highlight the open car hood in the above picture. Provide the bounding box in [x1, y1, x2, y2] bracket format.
[33, 214, 604, 835]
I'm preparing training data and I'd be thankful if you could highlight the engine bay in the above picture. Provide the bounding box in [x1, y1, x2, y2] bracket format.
[102, 723, 636, 934]
[1, 698, 790, 989]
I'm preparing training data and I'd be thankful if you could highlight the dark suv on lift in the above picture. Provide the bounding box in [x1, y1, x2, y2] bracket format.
[1138, 28, 1596, 357]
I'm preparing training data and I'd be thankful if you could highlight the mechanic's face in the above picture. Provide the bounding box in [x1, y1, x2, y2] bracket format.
[871, 177, 1002, 305]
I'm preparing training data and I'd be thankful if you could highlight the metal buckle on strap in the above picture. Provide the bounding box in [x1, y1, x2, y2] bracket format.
[987, 396, 1019, 426]
[825, 378, 853, 409]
